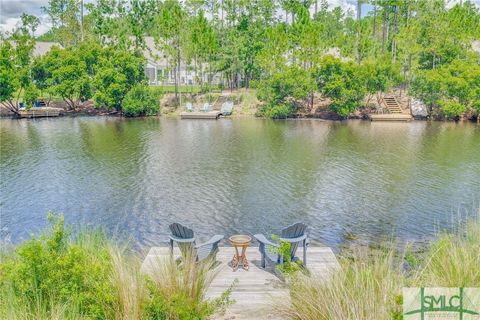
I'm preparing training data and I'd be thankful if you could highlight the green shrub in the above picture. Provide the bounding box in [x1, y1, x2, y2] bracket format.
[315, 55, 366, 118]
[0, 213, 115, 319]
[90, 48, 146, 112]
[262, 103, 292, 119]
[255, 65, 316, 118]
[269, 235, 302, 275]
[23, 83, 39, 109]
[438, 99, 467, 119]
[122, 85, 160, 117]
[410, 59, 480, 118]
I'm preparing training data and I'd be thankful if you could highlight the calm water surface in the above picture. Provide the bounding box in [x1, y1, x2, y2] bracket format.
[1, 117, 479, 249]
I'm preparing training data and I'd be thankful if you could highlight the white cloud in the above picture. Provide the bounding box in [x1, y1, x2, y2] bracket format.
[328, 0, 356, 14]
[0, 14, 51, 36]
[0, 17, 20, 34]
[0, 0, 51, 36]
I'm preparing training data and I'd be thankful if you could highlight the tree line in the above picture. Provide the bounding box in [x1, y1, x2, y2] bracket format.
[1, 0, 479, 119]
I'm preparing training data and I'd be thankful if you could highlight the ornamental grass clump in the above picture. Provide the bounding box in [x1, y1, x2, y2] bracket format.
[283, 208, 480, 320]
[284, 245, 404, 320]
[144, 251, 224, 319]
[412, 216, 480, 287]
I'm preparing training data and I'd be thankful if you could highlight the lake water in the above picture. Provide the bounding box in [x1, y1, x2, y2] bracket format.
[1, 117, 479, 250]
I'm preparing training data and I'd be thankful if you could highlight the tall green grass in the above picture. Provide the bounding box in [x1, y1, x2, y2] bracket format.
[0, 213, 228, 320]
[283, 209, 480, 320]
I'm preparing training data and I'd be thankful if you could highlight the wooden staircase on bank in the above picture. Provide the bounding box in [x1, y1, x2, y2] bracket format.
[382, 95, 402, 114]
[370, 94, 412, 121]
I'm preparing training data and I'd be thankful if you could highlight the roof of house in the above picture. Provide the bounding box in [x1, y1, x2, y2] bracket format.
[1, 40, 62, 56]
[143, 36, 168, 65]
[33, 42, 61, 56]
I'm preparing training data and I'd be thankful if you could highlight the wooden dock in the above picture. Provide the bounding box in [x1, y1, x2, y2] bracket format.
[180, 111, 222, 119]
[370, 113, 412, 121]
[141, 246, 339, 319]
[19, 107, 62, 118]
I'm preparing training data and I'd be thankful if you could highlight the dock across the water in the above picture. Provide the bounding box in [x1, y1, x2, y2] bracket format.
[370, 113, 412, 121]
[141, 246, 339, 319]
[19, 107, 63, 118]
[180, 111, 222, 119]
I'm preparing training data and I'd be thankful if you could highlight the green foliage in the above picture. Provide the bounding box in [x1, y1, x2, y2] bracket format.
[0, 42, 18, 108]
[362, 59, 401, 95]
[255, 66, 316, 118]
[93, 49, 146, 111]
[315, 56, 366, 117]
[23, 83, 39, 109]
[262, 104, 293, 119]
[438, 99, 467, 119]
[0, 29, 35, 114]
[0, 213, 115, 319]
[32, 46, 91, 109]
[142, 246, 233, 320]
[93, 67, 128, 111]
[42, 0, 82, 46]
[31, 42, 145, 114]
[53, 50, 89, 109]
[269, 235, 302, 275]
[122, 85, 160, 117]
[0, 214, 231, 320]
[145, 280, 214, 319]
[411, 59, 480, 117]
[32, 44, 146, 113]
[414, 215, 480, 287]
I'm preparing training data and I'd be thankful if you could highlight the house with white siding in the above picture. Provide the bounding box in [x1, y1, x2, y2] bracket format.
[143, 37, 221, 86]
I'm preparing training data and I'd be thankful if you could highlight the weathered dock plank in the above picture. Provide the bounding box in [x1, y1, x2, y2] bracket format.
[180, 111, 222, 119]
[141, 246, 339, 320]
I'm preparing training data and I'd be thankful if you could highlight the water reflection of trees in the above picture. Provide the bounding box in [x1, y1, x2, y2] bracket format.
[78, 118, 149, 177]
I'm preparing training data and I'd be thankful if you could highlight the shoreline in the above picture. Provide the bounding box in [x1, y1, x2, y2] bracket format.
[2, 111, 480, 123]
[2, 89, 479, 122]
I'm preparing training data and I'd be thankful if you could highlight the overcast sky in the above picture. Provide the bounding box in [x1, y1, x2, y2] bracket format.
[1, 0, 478, 37]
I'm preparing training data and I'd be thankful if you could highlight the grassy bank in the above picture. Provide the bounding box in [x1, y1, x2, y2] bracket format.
[282, 209, 480, 320]
[0, 213, 230, 320]
[160, 88, 259, 117]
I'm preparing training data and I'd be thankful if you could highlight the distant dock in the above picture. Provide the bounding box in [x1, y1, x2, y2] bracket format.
[141, 246, 339, 319]
[180, 111, 222, 119]
[370, 113, 412, 121]
[19, 107, 62, 118]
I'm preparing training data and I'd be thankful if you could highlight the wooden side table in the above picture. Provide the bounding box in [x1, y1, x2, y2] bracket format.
[229, 235, 251, 271]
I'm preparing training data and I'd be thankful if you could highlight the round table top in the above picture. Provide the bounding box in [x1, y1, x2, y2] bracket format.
[229, 234, 252, 246]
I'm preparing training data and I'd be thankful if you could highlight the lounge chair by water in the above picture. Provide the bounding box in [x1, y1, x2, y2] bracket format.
[186, 102, 193, 112]
[221, 101, 234, 116]
[169, 223, 223, 261]
[254, 222, 308, 268]
[201, 103, 210, 112]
